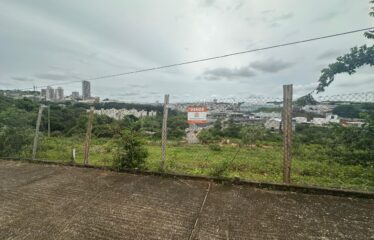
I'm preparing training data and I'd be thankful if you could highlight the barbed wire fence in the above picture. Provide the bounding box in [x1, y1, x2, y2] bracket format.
[1, 88, 373, 186]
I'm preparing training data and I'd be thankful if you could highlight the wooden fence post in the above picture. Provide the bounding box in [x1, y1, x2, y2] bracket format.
[282, 84, 293, 184]
[83, 106, 94, 166]
[160, 94, 169, 170]
[47, 105, 51, 137]
[71, 148, 76, 163]
[32, 105, 45, 160]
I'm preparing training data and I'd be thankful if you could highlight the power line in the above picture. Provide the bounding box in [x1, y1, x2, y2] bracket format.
[17, 26, 374, 91]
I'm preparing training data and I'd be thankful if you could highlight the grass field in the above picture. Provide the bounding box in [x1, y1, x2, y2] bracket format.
[28, 136, 374, 192]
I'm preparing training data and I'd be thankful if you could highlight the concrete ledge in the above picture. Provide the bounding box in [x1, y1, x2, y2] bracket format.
[1, 157, 373, 199]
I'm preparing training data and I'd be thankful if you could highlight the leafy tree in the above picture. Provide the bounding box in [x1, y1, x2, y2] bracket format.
[294, 124, 332, 144]
[316, 1, 374, 92]
[222, 119, 241, 138]
[213, 118, 222, 130]
[167, 115, 188, 139]
[113, 130, 149, 170]
[93, 124, 115, 138]
[326, 122, 373, 166]
[240, 125, 266, 146]
[332, 105, 360, 118]
[198, 129, 220, 143]
[120, 115, 139, 130]
[15, 98, 37, 112]
[294, 94, 318, 107]
[0, 127, 33, 156]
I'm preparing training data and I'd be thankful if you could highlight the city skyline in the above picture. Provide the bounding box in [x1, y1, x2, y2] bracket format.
[39, 80, 92, 102]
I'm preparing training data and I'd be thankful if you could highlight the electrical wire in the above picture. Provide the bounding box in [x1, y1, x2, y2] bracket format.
[14, 27, 374, 91]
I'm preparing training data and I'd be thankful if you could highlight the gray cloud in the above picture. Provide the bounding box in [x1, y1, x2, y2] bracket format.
[127, 83, 146, 88]
[146, 91, 161, 95]
[34, 71, 78, 81]
[261, 11, 294, 28]
[273, 12, 294, 21]
[12, 76, 34, 82]
[201, 0, 216, 7]
[261, 9, 274, 14]
[202, 66, 256, 81]
[293, 82, 318, 92]
[314, 11, 339, 22]
[336, 77, 374, 88]
[120, 92, 141, 97]
[317, 49, 342, 60]
[250, 59, 294, 73]
[234, 1, 244, 10]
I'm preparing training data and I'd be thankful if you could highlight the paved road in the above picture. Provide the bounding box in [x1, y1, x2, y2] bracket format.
[0, 160, 373, 239]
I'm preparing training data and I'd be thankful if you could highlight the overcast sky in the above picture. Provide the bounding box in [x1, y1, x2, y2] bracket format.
[0, 0, 373, 102]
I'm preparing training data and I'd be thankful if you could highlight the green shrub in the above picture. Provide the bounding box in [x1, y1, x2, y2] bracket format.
[240, 125, 266, 146]
[0, 127, 33, 157]
[209, 144, 222, 151]
[112, 130, 149, 170]
[209, 159, 230, 177]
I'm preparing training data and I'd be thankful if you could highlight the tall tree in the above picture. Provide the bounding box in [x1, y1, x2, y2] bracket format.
[316, 1, 374, 93]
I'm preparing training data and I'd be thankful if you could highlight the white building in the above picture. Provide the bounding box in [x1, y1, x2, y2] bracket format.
[148, 111, 157, 117]
[254, 112, 281, 119]
[93, 108, 157, 120]
[82, 81, 91, 100]
[71, 91, 80, 99]
[55, 87, 64, 101]
[293, 117, 308, 124]
[264, 118, 282, 131]
[46, 86, 54, 101]
[311, 114, 339, 126]
[40, 89, 47, 99]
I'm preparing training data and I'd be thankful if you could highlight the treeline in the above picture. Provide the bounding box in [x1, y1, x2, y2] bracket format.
[0, 96, 187, 156]
[332, 103, 374, 118]
[93, 102, 163, 112]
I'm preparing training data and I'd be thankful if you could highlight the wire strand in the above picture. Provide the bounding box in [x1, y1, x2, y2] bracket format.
[14, 27, 374, 91]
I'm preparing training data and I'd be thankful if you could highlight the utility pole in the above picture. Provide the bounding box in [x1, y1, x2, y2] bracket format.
[140, 117, 144, 131]
[32, 105, 45, 160]
[33, 85, 36, 102]
[160, 94, 169, 170]
[83, 106, 94, 166]
[47, 105, 51, 137]
[282, 84, 293, 184]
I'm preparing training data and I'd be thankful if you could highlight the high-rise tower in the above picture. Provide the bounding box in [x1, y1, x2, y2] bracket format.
[82, 81, 91, 100]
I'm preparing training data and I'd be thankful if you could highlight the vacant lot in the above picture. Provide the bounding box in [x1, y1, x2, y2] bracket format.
[30, 137, 374, 191]
[0, 160, 373, 239]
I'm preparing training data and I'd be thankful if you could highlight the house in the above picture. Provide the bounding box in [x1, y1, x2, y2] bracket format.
[293, 117, 308, 124]
[265, 118, 296, 131]
[311, 118, 326, 126]
[326, 114, 340, 123]
[340, 119, 365, 127]
[254, 112, 281, 119]
[311, 114, 339, 126]
[264, 118, 282, 131]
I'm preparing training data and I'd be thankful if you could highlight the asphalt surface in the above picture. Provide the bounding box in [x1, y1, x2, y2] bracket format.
[0, 160, 373, 239]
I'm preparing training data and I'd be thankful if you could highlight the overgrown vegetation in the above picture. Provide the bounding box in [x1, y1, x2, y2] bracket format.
[0, 95, 373, 191]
